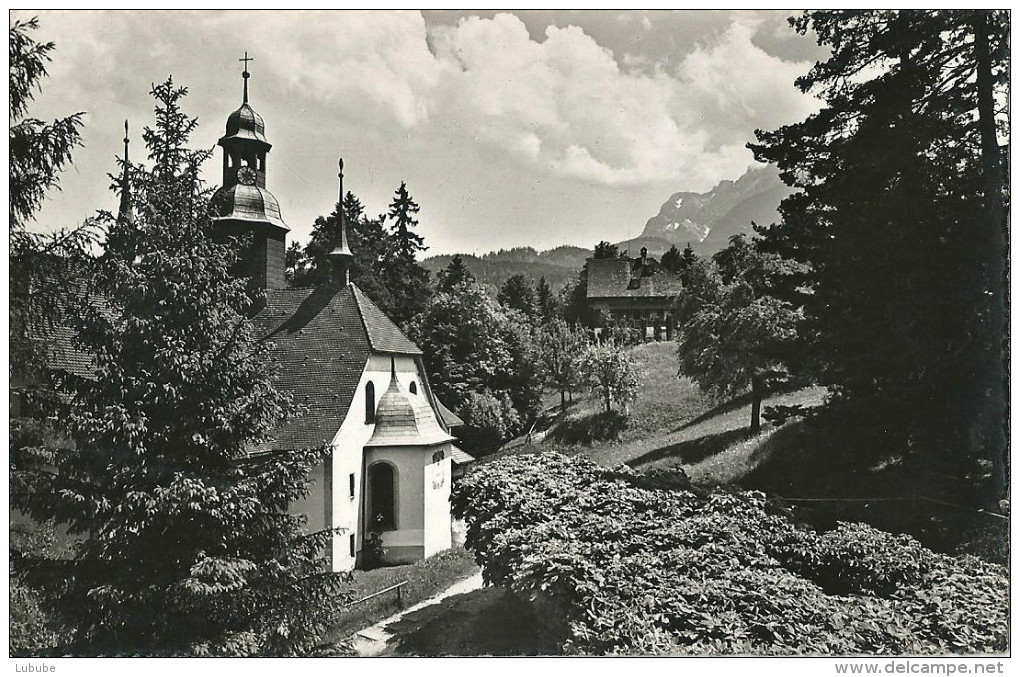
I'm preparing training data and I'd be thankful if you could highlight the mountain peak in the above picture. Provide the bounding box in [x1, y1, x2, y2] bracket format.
[619, 164, 789, 256]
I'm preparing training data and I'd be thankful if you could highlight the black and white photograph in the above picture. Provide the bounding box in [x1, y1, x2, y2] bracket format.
[8, 8, 1011, 667]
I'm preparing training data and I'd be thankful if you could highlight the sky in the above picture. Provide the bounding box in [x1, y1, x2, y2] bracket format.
[15, 10, 826, 256]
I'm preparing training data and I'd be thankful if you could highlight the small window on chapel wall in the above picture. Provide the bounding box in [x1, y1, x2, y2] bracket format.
[365, 381, 376, 423]
[409, 381, 417, 395]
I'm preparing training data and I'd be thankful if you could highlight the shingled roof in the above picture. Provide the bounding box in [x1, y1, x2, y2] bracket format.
[364, 367, 456, 448]
[586, 257, 684, 300]
[253, 282, 422, 451]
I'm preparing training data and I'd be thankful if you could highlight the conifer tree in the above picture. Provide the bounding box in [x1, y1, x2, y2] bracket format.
[291, 191, 394, 311]
[12, 78, 350, 656]
[436, 254, 474, 293]
[535, 276, 558, 323]
[384, 181, 431, 325]
[497, 273, 536, 317]
[749, 10, 1008, 496]
[660, 245, 682, 273]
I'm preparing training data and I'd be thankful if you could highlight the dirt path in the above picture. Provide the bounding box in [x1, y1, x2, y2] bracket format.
[349, 571, 484, 657]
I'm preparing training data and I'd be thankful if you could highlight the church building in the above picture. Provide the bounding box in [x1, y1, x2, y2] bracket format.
[209, 61, 462, 571]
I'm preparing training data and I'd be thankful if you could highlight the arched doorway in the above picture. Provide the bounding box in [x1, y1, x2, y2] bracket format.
[368, 462, 396, 531]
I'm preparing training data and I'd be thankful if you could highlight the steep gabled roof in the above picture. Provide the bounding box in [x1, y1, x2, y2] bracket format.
[350, 285, 422, 355]
[586, 258, 684, 300]
[252, 283, 422, 451]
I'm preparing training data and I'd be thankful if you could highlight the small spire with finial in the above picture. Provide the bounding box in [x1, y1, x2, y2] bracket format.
[327, 156, 354, 286]
[118, 119, 134, 224]
[240, 51, 253, 104]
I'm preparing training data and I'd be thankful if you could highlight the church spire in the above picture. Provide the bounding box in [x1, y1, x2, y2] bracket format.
[328, 157, 354, 286]
[117, 119, 134, 224]
[240, 51, 253, 104]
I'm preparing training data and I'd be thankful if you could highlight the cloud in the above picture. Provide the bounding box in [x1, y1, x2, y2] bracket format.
[418, 13, 817, 189]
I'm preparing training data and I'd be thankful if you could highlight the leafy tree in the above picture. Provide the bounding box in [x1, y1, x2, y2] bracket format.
[749, 10, 1008, 493]
[384, 181, 431, 326]
[578, 338, 639, 413]
[409, 278, 542, 446]
[436, 254, 474, 293]
[457, 390, 521, 453]
[538, 319, 586, 410]
[535, 276, 558, 323]
[494, 312, 545, 424]
[408, 280, 514, 412]
[11, 78, 349, 656]
[497, 273, 536, 317]
[560, 266, 605, 329]
[675, 240, 803, 434]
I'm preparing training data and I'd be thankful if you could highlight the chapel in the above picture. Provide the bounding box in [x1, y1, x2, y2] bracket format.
[208, 60, 466, 570]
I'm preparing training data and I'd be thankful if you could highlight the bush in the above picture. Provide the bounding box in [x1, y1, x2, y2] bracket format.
[458, 390, 522, 453]
[550, 410, 629, 445]
[453, 453, 1008, 656]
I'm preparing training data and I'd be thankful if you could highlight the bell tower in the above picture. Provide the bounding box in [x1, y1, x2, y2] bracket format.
[211, 52, 289, 292]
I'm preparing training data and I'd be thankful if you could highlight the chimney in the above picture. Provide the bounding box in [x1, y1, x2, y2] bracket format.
[327, 157, 354, 286]
[640, 247, 648, 265]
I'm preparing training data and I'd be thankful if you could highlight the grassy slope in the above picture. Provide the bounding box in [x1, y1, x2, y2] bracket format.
[530, 342, 1005, 562]
[544, 341, 825, 475]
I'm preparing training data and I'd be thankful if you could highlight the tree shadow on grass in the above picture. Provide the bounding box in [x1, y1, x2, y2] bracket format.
[631, 427, 750, 469]
[382, 587, 562, 656]
[674, 392, 755, 432]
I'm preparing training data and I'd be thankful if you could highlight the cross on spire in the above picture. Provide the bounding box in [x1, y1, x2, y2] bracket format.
[240, 51, 253, 103]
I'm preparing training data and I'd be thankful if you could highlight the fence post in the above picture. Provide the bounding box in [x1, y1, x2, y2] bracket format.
[396, 582, 403, 609]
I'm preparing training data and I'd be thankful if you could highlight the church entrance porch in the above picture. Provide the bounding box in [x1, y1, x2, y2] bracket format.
[360, 446, 452, 568]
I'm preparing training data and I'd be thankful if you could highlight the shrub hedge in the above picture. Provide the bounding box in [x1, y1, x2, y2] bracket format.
[452, 453, 1007, 656]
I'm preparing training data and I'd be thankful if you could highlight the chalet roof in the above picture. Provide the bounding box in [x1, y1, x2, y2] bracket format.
[252, 283, 423, 451]
[364, 367, 456, 448]
[586, 257, 684, 300]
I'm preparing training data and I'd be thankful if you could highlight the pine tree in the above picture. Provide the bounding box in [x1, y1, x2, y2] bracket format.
[436, 254, 474, 293]
[660, 245, 682, 273]
[535, 276, 558, 323]
[290, 191, 395, 311]
[11, 78, 350, 656]
[497, 274, 536, 317]
[387, 180, 425, 259]
[749, 10, 1008, 497]
[384, 181, 431, 326]
[10, 17, 91, 379]
[680, 244, 698, 285]
[593, 240, 619, 260]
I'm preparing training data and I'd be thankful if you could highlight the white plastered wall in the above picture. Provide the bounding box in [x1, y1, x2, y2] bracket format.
[327, 353, 441, 572]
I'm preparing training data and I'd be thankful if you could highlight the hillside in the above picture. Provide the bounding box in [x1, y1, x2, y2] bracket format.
[618, 165, 791, 257]
[422, 245, 590, 291]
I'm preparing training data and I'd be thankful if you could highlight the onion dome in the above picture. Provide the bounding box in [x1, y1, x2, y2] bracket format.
[365, 362, 456, 448]
[221, 102, 270, 147]
[211, 183, 289, 230]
